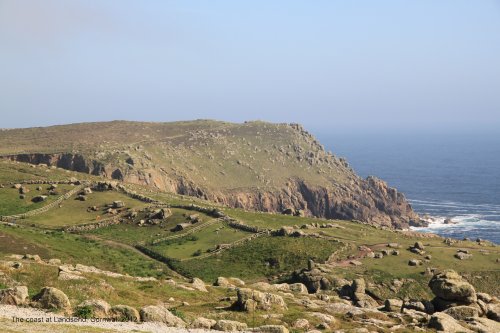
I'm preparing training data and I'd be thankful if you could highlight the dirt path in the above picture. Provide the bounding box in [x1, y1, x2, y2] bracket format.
[0, 305, 214, 333]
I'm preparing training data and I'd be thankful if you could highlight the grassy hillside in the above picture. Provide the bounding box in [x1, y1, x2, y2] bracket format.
[0, 160, 498, 332]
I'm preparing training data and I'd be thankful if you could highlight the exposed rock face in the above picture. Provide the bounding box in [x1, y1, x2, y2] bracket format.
[1, 121, 423, 229]
[33, 287, 71, 310]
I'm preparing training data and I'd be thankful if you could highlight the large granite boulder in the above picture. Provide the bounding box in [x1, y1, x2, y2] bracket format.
[0, 286, 29, 305]
[428, 312, 472, 332]
[33, 287, 71, 310]
[190, 317, 217, 329]
[76, 299, 110, 318]
[214, 319, 248, 331]
[235, 288, 286, 312]
[139, 305, 186, 327]
[443, 305, 479, 320]
[109, 305, 140, 322]
[428, 270, 477, 308]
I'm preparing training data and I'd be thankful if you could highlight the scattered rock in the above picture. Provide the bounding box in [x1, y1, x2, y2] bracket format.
[429, 270, 477, 306]
[455, 252, 473, 260]
[214, 319, 248, 331]
[252, 325, 289, 333]
[292, 318, 310, 329]
[428, 312, 472, 332]
[139, 305, 186, 327]
[443, 305, 479, 320]
[109, 305, 140, 322]
[190, 317, 217, 329]
[0, 286, 29, 305]
[191, 277, 208, 292]
[48, 258, 62, 265]
[235, 288, 287, 312]
[33, 287, 71, 310]
[384, 299, 403, 312]
[23, 254, 42, 262]
[408, 259, 422, 266]
[76, 299, 110, 318]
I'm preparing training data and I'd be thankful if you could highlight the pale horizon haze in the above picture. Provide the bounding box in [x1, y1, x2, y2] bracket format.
[1, 1, 499, 135]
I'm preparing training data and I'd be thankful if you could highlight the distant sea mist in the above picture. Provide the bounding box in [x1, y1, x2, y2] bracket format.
[318, 131, 500, 244]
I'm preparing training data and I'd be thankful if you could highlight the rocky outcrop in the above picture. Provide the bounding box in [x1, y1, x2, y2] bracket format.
[76, 299, 111, 318]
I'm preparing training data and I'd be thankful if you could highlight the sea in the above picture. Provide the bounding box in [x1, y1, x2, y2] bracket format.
[318, 132, 500, 244]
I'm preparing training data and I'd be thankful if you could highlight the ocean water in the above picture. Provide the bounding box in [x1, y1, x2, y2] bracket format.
[318, 132, 500, 244]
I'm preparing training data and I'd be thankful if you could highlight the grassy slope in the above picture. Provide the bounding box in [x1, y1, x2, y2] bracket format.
[0, 184, 73, 216]
[0, 120, 352, 191]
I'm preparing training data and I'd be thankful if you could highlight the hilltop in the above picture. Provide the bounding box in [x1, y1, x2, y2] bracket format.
[0, 120, 421, 229]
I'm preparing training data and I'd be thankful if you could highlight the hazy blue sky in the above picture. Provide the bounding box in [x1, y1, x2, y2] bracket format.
[1, 0, 499, 133]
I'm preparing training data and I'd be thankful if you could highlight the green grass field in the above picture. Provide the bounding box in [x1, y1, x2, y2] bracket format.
[89, 208, 212, 245]
[170, 236, 343, 282]
[148, 223, 251, 260]
[23, 191, 148, 227]
[0, 184, 74, 216]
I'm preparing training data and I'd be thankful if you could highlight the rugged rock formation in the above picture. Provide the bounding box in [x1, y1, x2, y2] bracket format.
[0, 120, 424, 228]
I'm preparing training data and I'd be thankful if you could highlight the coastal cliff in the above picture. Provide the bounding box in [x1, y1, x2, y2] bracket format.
[0, 120, 424, 229]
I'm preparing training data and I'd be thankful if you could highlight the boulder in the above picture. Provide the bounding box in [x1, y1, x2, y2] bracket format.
[191, 277, 208, 292]
[214, 276, 245, 288]
[466, 317, 500, 333]
[76, 299, 110, 318]
[428, 270, 477, 304]
[308, 312, 336, 324]
[408, 259, 422, 266]
[235, 288, 287, 312]
[190, 317, 216, 329]
[139, 305, 186, 327]
[443, 305, 479, 320]
[292, 318, 310, 329]
[0, 286, 29, 305]
[487, 303, 500, 322]
[414, 241, 425, 250]
[23, 254, 42, 262]
[48, 258, 62, 265]
[289, 283, 308, 294]
[428, 312, 472, 332]
[112, 201, 125, 208]
[109, 305, 140, 322]
[455, 252, 473, 260]
[404, 300, 434, 314]
[253, 325, 289, 333]
[477, 292, 493, 303]
[214, 319, 248, 331]
[384, 299, 403, 312]
[33, 287, 71, 310]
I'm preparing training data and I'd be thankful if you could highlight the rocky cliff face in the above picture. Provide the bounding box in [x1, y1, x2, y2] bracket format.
[1, 121, 425, 229]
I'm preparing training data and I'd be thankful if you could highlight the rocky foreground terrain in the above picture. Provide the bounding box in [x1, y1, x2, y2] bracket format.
[0, 120, 423, 229]
[0, 161, 498, 332]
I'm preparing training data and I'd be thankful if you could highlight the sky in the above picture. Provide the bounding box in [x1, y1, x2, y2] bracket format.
[1, 0, 500, 134]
